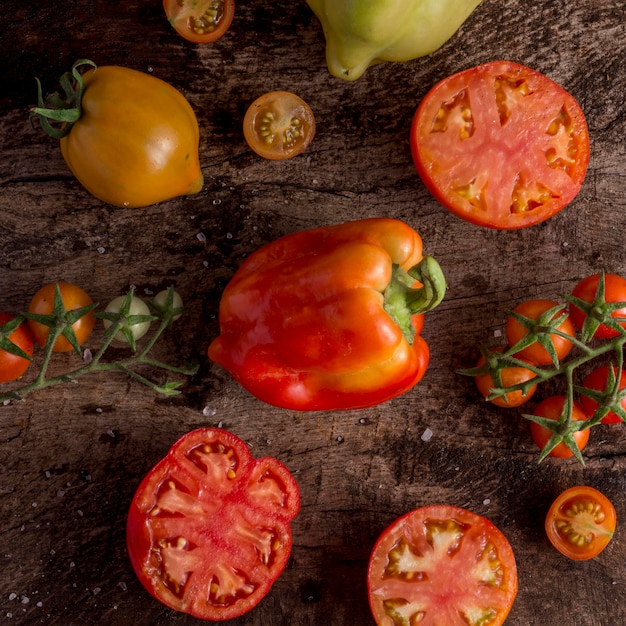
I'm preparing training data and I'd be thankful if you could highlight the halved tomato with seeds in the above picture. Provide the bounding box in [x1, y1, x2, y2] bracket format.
[127, 428, 300, 620]
[410, 61, 590, 229]
[368, 505, 518, 625]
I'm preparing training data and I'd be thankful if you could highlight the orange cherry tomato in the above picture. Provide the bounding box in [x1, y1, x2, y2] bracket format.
[0, 313, 34, 383]
[529, 395, 589, 458]
[505, 299, 576, 365]
[164, 0, 235, 44]
[545, 486, 616, 560]
[474, 348, 538, 407]
[27, 282, 96, 352]
[243, 91, 316, 161]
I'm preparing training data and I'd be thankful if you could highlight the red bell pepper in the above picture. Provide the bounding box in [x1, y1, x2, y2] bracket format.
[208, 218, 446, 410]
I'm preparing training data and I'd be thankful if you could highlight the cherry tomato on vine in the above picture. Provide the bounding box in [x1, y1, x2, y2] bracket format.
[545, 486, 616, 560]
[568, 273, 626, 339]
[529, 395, 589, 458]
[27, 282, 96, 353]
[127, 428, 300, 621]
[368, 505, 518, 626]
[474, 348, 538, 407]
[243, 91, 316, 160]
[411, 61, 590, 229]
[164, 0, 235, 44]
[505, 299, 576, 365]
[579, 365, 626, 425]
[102, 295, 153, 344]
[0, 313, 34, 383]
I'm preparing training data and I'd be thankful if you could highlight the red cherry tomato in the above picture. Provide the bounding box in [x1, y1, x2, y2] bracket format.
[411, 61, 590, 229]
[0, 313, 34, 383]
[164, 0, 235, 44]
[127, 428, 300, 621]
[27, 282, 96, 353]
[568, 273, 626, 339]
[545, 486, 616, 560]
[579, 365, 626, 424]
[368, 505, 518, 625]
[505, 299, 575, 365]
[243, 91, 316, 160]
[529, 395, 589, 458]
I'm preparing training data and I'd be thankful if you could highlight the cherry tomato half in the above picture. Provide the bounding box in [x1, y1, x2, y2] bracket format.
[27, 282, 96, 353]
[474, 348, 538, 407]
[568, 273, 626, 339]
[164, 0, 235, 44]
[545, 486, 616, 560]
[368, 505, 518, 625]
[127, 428, 300, 621]
[0, 313, 34, 383]
[411, 61, 590, 229]
[505, 299, 576, 365]
[243, 91, 315, 160]
[579, 365, 626, 425]
[529, 395, 590, 458]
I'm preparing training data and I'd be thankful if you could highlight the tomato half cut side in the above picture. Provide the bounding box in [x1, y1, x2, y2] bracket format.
[127, 428, 300, 621]
[411, 61, 590, 229]
[368, 505, 518, 626]
[164, 0, 235, 44]
[243, 91, 316, 160]
[545, 486, 616, 560]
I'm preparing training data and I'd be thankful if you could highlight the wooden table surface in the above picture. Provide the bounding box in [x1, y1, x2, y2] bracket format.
[1, 1, 625, 624]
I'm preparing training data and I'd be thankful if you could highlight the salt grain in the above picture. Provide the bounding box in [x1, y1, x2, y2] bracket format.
[196, 232, 207, 242]
[421, 428, 433, 442]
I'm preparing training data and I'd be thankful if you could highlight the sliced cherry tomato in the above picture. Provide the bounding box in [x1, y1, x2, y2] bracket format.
[27, 282, 96, 353]
[568, 273, 626, 339]
[368, 505, 518, 626]
[474, 348, 538, 407]
[243, 91, 315, 160]
[505, 299, 576, 365]
[545, 486, 616, 560]
[164, 0, 235, 44]
[579, 365, 626, 425]
[411, 61, 590, 229]
[127, 428, 300, 621]
[0, 313, 34, 383]
[529, 395, 589, 458]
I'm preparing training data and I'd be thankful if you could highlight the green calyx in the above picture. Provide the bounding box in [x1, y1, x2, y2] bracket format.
[30, 59, 96, 139]
[383, 255, 447, 344]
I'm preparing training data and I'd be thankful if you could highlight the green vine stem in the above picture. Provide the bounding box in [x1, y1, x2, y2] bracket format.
[458, 273, 626, 464]
[0, 286, 198, 404]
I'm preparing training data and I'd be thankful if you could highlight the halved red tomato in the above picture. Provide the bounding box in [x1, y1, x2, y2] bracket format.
[164, 0, 235, 44]
[243, 91, 316, 160]
[368, 505, 518, 625]
[127, 428, 300, 621]
[545, 486, 616, 560]
[411, 61, 590, 229]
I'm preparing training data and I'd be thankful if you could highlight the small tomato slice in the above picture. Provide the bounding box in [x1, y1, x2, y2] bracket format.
[0, 313, 34, 383]
[127, 428, 300, 621]
[164, 0, 235, 44]
[568, 273, 626, 339]
[368, 505, 518, 626]
[474, 348, 538, 407]
[243, 91, 315, 160]
[27, 282, 96, 352]
[528, 395, 589, 458]
[411, 61, 590, 229]
[505, 299, 575, 365]
[545, 486, 616, 560]
[579, 365, 626, 425]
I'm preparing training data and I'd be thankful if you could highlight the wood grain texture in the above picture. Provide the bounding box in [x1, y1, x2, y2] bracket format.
[0, 0, 625, 624]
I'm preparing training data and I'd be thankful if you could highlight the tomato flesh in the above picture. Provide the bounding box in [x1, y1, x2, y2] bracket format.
[0, 313, 34, 383]
[243, 91, 316, 160]
[164, 0, 235, 44]
[127, 428, 300, 621]
[368, 505, 518, 626]
[411, 61, 590, 229]
[545, 486, 616, 560]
